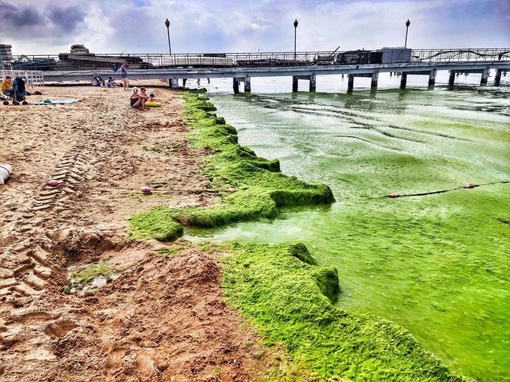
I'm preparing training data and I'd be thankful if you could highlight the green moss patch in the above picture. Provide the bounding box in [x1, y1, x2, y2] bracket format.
[128, 93, 334, 240]
[65, 260, 120, 294]
[129, 207, 184, 241]
[220, 242, 468, 382]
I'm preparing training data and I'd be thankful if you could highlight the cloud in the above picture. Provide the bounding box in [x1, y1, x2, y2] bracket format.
[0, 1, 43, 30]
[1, 0, 509, 55]
[47, 5, 87, 34]
[0, 1, 89, 53]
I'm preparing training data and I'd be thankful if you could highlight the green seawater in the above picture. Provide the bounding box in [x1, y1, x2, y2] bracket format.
[187, 81, 510, 381]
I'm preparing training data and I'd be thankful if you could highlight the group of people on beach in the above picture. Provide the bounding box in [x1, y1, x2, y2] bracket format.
[92, 61, 157, 111]
[93, 62, 128, 89]
[92, 74, 119, 88]
[130, 87, 157, 111]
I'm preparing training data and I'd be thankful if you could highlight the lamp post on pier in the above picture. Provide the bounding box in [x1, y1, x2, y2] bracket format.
[165, 18, 172, 55]
[293, 19, 298, 60]
[404, 19, 410, 48]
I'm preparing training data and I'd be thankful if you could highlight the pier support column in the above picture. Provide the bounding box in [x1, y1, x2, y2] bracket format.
[244, 76, 251, 93]
[448, 71, 456, 86]
[233, 78, 240, 94]
[494, 69, 502, 86]
[347, 74, 354, 93]
[371, 71, 379, 89]
[169, 78, 179, 88]
[399, 72, 407, 89]
[233, 77, 251, 93]
[292, 76, 299, 92]
[309, 74, 316, 92]
[428, 69, 436, 89]
[480, 68, 489, 86]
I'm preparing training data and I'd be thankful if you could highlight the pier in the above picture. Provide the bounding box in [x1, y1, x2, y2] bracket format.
[2, 48, 509, 93]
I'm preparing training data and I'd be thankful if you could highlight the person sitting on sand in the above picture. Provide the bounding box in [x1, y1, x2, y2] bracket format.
[130, 87, 142, 109]
[139, 87, 150, 106]
[107, 77, 118, 88]
[148, 92, 157, 102]
[130, 87, 149, 111]
[1, 76, 14, 97]
[92, 73, 104, 87]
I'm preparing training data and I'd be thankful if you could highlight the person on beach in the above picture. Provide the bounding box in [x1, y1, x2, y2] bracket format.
[130, 87, 149, 111]
[139, 87, 150, 108]
[149, 92, 157, 102]
[120, 62, 129, 90]
[92, 73, 104, 87]
[107, 77, 118, 88]
[1, 76, 14, 97]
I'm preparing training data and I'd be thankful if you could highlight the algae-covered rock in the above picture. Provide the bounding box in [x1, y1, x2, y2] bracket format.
[215, 116, 226, 125]
[288, 243, 339, 303]
[222, 124, 237, 134]
[269, 185, 335, 206]
[196, 101, 217, 111]
[311, 266, 340, 304]
[288, 243, 317, 265]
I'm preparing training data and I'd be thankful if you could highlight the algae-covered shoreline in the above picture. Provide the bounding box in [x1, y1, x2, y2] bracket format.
[128, 92, 335, 240]
[128, 92, 468, 381]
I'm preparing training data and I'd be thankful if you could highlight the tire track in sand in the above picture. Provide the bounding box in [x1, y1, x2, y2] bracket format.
[0, 144, 96, 304]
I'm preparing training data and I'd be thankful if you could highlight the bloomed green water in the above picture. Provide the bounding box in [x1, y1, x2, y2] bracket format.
[187, 81, 510, 381]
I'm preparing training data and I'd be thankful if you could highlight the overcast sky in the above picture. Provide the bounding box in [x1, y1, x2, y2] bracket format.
[1, 0, 509, 56]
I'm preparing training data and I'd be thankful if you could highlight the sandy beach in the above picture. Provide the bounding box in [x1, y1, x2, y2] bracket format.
[0, 83, 267, 381]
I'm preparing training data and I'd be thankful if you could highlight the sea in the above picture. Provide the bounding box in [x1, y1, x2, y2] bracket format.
[185, 70, 510, 381]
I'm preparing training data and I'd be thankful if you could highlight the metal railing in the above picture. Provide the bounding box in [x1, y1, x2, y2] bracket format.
[0, 69, 45, 87]
[411, 48, 510, 62]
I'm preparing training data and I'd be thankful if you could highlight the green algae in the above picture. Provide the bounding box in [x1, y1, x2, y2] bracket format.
[64, 260, 120, 294]
[70, 260, 114, 284]
[128, 93, 334, 240]
[126, 91, 470, 381]
[129, 208, 183, 241]
[202, 89, 510, 381]
[219, 242, 468, 382]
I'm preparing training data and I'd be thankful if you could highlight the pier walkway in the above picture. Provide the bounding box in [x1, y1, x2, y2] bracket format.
[2, 48, 509, 93]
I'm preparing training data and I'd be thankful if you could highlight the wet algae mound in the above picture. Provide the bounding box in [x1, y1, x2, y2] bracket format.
[128, 93, 334, 240]
[219, 242, 468, 382]
[128, 93, 467, 381]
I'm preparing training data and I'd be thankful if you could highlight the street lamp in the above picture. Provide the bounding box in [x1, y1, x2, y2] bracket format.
[293, 19, 298, 59]
[404, 19, 410, 48]
[165, 18, 172, 55]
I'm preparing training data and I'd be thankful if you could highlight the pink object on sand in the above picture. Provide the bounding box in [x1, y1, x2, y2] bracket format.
[47, 179, 62, 186]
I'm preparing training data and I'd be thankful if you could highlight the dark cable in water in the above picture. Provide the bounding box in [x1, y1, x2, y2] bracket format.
[386, 180, 509, 198]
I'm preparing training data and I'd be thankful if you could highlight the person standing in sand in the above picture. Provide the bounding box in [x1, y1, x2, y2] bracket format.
[120, 62, 129, 90]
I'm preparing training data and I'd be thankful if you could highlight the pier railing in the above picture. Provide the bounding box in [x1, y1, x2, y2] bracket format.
[411, 48, 510, 62]
[1, 48, 509, 71]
